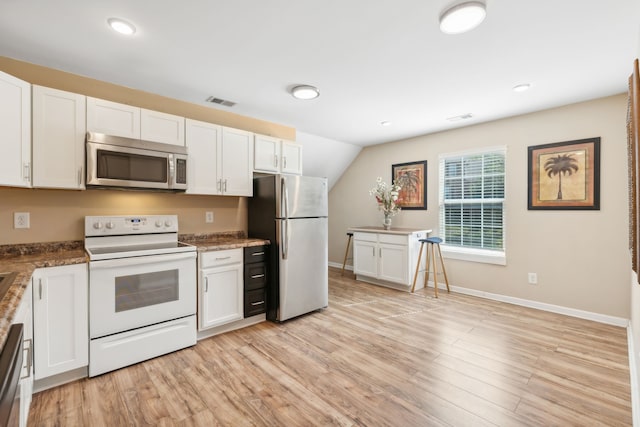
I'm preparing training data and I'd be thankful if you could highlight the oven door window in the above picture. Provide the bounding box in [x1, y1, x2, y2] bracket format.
[115, 269, 178, 312]
[97, 150, 167, 183]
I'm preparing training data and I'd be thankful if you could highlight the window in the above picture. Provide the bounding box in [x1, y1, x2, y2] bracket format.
[439, 147, 506, 265]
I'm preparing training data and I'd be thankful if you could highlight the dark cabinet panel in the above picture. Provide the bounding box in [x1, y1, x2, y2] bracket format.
[244, 245, 268, 317]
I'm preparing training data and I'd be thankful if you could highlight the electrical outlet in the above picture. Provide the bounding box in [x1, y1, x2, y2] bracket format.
[528, 272, 538, 285]
[14, 212, 30, 229]
[205, 211, 214, 223]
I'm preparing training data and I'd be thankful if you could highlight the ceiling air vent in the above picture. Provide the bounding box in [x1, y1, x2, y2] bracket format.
[205, 96, 236, 107]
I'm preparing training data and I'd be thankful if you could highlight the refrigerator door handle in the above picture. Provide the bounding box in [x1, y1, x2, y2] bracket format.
[282, 176, 289, 219]
[282, 219, 289, 260]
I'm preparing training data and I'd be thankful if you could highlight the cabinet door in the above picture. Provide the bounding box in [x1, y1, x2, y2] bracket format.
[378, 243, 408, 284]
[353, 240, 378, 277]
[199, 263, 243, 329]
[0, 71, 31, 187]
[86, 97, 140, 138]
[281, 140, 303, 175]
[254, 134, 280, 172]
[185, 119, 221, 195]
[221, 127, 253, 196]
[141, 108, 185, 146]
[32, 264, 88, 380]
[32, 86, 86, 189]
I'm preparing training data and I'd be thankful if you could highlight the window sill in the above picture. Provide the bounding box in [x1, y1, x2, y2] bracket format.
[440, 245, 506, 266]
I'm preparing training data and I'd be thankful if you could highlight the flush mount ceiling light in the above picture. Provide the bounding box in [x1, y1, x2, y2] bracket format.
[513, 83, 531, 92]
[107, 18, 136, 35]
[380, 121, 392, 127]
[439, 1, 486, 34]
[291, 85, 320, 100]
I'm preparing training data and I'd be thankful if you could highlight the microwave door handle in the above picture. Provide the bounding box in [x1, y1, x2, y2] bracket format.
[168, 154, 175, 186]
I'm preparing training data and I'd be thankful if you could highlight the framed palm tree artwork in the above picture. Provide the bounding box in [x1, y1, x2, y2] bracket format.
[392, 160, 427, 210]
[528, 137, 601, 210]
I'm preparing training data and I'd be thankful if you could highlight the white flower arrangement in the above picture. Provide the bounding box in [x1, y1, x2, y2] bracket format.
[369, 177, 402, 217]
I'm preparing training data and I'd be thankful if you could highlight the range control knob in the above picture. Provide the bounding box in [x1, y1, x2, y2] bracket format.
[93, 221, 103, 230]
[164, 219, 173, 228]
[106, 221, 115, 230]
[155, 220, 163, 228]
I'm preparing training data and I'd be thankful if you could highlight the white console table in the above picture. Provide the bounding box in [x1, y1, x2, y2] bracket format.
[348, 226, 432, 292]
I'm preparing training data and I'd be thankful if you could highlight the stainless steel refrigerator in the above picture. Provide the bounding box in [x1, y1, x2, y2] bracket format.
[248, 175, 329, 321]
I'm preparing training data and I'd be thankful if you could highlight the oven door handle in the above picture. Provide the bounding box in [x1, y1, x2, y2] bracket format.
[89, 252, 196, 269]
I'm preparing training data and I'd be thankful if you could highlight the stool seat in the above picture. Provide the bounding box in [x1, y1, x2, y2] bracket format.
[421, 237, 442, 244]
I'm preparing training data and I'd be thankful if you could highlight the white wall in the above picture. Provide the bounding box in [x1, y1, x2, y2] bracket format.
[297, 131, 362, 191]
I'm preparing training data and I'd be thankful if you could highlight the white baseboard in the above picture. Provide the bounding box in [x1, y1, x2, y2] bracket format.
[628, 323, 640, 426]
[439, 282, 628, 327]
[329, 261, 352, 270]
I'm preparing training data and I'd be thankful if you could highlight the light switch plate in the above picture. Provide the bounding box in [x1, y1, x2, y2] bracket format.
[205, 211, 214, 223]
[14, 212, 30, 229]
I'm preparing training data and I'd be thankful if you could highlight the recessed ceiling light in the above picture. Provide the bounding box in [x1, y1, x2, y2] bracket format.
[513, 83, 531, 92]
[446, 113, 474, 122]
[380, 121, 392, 127]
[107, 18, 136, 36]
[291, 85, 320, 100]
[439, 1, 486, 34]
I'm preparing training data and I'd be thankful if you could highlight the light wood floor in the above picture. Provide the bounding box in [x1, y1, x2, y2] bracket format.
[28, 268, 632, 426]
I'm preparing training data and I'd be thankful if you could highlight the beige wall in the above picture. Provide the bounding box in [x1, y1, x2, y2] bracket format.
[0, 188, 247, 244]
[330, 94, 630, 318]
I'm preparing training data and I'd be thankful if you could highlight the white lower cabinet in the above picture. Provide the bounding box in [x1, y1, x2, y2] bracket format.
[12, 281, 33, 427]
[198, 249, 244, 330]
[352, 229, 429, 289]
[32, 264, 88, 380]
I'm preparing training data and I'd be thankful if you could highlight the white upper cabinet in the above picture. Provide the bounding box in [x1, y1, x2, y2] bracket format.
[32, 86, 86, 189]
[254, 134, 280, 173]
[254, 134, 302, 175]
[86, 97, 140, 139]
[281, 140, 303, 175]
[185, 118, 221, 195]
[140, 108, 185, 146]
[0, 71, 31, 187]
[221, 127, 253, 196]
[185, 121, 253, 196]
[87, 97, 185, 145]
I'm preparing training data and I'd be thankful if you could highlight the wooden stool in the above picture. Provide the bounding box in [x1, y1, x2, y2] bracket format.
[341, 232, 354, 275]
[411, 237, 450, 297]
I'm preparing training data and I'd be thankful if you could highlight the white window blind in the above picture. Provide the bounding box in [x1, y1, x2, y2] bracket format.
[439, 148, 506, 252]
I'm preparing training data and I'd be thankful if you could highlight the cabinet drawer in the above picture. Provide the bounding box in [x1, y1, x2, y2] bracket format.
[244, 245, 267, 263]
[379, 233, 407, 245]
[353, 232, 377, 243]
[244, 289, 266, 317]
[200, 248, 242, 269]
[244, 263, 267, 290]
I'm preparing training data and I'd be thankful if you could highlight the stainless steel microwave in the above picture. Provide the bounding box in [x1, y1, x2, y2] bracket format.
[86, 132, 188, 191]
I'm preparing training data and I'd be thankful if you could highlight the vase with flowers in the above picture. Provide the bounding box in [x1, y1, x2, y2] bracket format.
[369, 177, 402, 230]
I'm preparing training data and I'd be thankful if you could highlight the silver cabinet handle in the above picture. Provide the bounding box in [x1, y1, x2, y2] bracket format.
[78, 167, 83, 186]
[252, 252, 265, 256]
[274, 154, 278, 168]
[215, 256, 231, 261]
[224, 179, 228, 192]
[379, 248, 382, 257]
[205, 277, 209, 293]
[372, 247, 375, 257]
[283, 156, 287, 169]
[251, 301, 265, 306]
[38, 278, 43, 300]
[217, 179, 221, 192]
[251, 274, 265, 279]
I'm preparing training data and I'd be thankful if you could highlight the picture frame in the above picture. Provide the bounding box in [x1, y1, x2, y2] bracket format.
[527, 137, 601, 210]
[391, 160, 427, 210]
